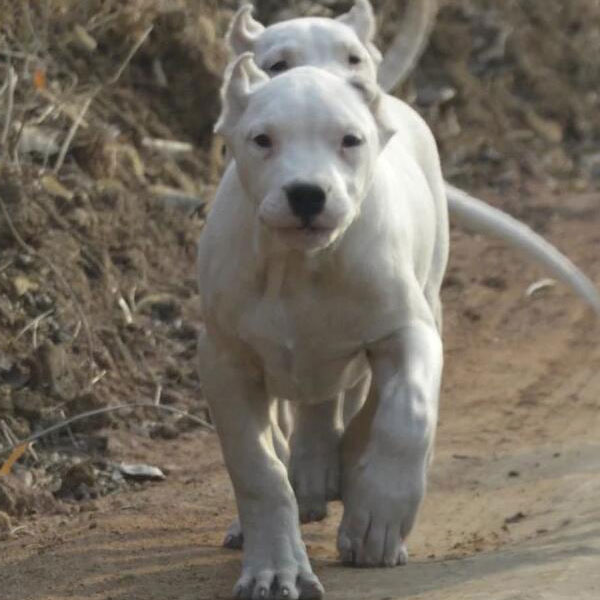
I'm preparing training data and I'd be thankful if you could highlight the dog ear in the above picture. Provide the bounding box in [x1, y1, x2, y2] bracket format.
[349, 78, 396, 149]
[337, 0, 382, 66]
[214, 53, 269, 136]
[337, 0, 376, 44]
[227, 4, 265, 55]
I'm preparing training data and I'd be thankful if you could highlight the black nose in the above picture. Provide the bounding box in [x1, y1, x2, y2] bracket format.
[285, 183, 326, 224]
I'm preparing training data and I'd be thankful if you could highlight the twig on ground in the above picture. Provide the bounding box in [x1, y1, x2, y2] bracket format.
[90, 369, 107, 386]
[1, 66, 18, 149]
[59, 409, 78, 449]
[0, 402, 215, 458]
[141, 137, 194, 154]
[114, 290, 134, 325]
[108, 25, 153, 85]
[36, 89, 90, 128]
[154, 384, 162, 405]
[1, 419, 38, 462]
[11, 308, 54, 346]
[53, 93, 95, 172]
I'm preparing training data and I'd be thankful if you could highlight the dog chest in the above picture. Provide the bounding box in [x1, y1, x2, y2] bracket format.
[233, 260, 403, 402]
[237, 295, 370, 402]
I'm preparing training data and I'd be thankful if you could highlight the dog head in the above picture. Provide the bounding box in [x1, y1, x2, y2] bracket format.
[215, 54, 394, 252]
[227, 0, 381, 84]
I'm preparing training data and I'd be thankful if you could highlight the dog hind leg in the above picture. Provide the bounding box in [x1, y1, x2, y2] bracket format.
[288, 396, 343, 523]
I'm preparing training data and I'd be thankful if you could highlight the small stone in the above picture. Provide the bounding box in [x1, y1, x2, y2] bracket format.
[57, 462, 96, 498]
[119, 463, 165, 482]
[15, 254, 34, 269]
[12, 275, 38, 297]
[35, 293, 54, 310]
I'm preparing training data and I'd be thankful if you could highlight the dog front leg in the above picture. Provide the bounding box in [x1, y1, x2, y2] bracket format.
[199, 336, 323, 599]
[337, 320, 442, 567]
[223, 401, 290, 550]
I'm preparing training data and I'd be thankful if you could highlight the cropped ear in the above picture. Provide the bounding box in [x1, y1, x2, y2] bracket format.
[349, 77, 396, 149]
[227, 4, 265, 55]
[336, 0, 376, 43]
[214, 53, 269, 136]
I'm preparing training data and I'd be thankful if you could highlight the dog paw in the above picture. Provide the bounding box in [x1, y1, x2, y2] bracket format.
[224, 517, 244, 549]
[337, 449, 424, 566]
[233, 504, 324, 599]
[337, 510, 409, 567]
[234, 567, 324, 599]
[289, 430, 341, 523]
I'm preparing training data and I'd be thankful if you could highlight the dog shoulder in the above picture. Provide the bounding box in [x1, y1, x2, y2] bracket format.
[198, 165, 255, 292]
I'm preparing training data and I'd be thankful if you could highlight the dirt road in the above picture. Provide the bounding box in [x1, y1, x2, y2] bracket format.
[2, 186, 600, 599]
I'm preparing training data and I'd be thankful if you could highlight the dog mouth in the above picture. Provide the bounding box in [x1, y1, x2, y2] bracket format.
[273, 223, 337, 249]
[295, 223, 332, 233]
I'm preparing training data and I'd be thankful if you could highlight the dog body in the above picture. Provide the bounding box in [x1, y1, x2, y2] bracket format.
[198, 57, 447, 598]
[201, 137, 443, 402]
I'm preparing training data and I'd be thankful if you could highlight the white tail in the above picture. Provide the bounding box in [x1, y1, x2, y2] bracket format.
[378, 0, 439, 93]
[446, 183, 600, 315]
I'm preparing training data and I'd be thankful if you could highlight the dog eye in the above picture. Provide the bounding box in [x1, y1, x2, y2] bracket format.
[342, 134, 363, 148]
[348, 54, 361, 65]
[269, 60, 288, 73]
[253, 134, 272, 149]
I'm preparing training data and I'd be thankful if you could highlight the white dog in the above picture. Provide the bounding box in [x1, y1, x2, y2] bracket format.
[225, 0, 600, 314]
[198, 51, 447, 598]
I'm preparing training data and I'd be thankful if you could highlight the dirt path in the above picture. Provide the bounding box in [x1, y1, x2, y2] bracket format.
[1, 188, 600, 599]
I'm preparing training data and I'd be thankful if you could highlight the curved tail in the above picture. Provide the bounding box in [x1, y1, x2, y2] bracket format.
[378, 0, 439, 94]
[446, 183, 600, 316]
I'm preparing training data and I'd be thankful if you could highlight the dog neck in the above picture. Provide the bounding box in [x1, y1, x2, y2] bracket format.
[253, 222, 342, 302]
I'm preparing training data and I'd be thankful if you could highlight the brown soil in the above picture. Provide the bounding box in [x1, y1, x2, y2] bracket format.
[1, 1, 600, 599]
[1, 182, 600, 599]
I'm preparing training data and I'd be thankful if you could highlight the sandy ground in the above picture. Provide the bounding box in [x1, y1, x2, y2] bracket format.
[1, 186, 599, 599]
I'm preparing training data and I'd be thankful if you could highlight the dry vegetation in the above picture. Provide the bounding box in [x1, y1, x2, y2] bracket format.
[0, 0, 599, 529]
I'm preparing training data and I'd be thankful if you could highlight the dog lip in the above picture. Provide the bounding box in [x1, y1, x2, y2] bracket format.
[264, 221, 333, 233]
[296, 224, 332, 232]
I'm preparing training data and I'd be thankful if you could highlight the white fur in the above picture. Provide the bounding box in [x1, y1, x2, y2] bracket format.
[198, 56, 448, 598]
